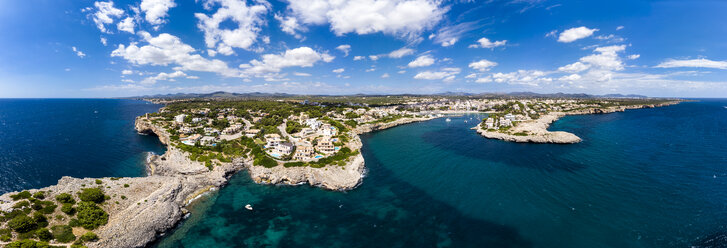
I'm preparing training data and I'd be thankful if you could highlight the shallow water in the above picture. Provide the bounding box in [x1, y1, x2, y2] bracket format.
[155, 100, 727, 248]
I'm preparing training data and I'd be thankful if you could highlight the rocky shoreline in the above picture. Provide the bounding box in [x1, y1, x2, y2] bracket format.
[473, 101, 682, 144]
[0, 115, 439, 248]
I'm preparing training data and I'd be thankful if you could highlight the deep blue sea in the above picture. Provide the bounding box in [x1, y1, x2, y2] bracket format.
[0, 99, 165, 194]
[1, 99, 726, 248]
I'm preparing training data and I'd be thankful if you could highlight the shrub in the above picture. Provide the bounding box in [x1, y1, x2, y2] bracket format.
[68, 219, 80, 227]
[8, 215, 37, 233]
[61, 203, 76, 215]
[55, 193, 75, 204]
[254, 156, 278, 168]
[120, 195, 127, 200]
[0, 234, 10, 242]
[95, 179, 102, 185]
[78, 188, 105, 203]
[36, 228, 52, 241]
[51, 225, 76, 243]
[79, 232, 98, 242]
[10, 191, 31, 201]
[123, 184, 129, 188]
[76, 202, 108, 230]
[32, 212, 49, 228]
[32, 191, 45, 200]
[40, 204, 57, 215]
[13, 200, 30, 209]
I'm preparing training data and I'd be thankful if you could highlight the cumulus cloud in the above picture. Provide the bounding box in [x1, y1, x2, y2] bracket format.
[414, 67, 460, 82]
[141, 70, 187, 85]
[283, 0, 448, 38]
[293, 72, 311, 76]
[72, 47, 86, 58]
[336, 44, 351, 57]
[408, 55, 435, 67]
[628, 54, 640, 60]
[122, 69, 133, 75]
[579, 45, 626, 70]
[655, 58, 727, 69]
[558, 61, 590, 73]
[196, 0, 269, 55]
[274, 13, 305, 39]
[353, 56, 365, 61]
[468, 59, 497, 71]
[140, 0, 176, 27]
[483, 70, 549, 85]
[332, 68, 345, 73]
[469, 37, 507, 49]
[111, 31, 241, 77]
[117, 17, 135, 34]
[381, 73, 390, 78]
[91, 1, 124, 33]
[558, 26, 598, 43]
[388, 47, 415, 58]
[239, 47, 334, 76]
[100, 37, 108, 46]
[369, 55, 380, 61]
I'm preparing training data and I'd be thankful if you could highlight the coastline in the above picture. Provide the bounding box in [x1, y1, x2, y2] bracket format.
[0, 113, 439, 248]
[472, 101, 682, 144]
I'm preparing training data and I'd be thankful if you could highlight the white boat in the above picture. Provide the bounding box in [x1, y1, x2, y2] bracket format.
[245, 204, 253, 211]
[445, 118, 451, 122]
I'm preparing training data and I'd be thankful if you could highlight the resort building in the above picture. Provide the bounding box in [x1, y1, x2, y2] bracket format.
[293, 143, 315, 160]
[316, 137, 335, 154]
[174, 114, 187, 123]
[265, 134, 282, 147]
[276, 142, 294, 155]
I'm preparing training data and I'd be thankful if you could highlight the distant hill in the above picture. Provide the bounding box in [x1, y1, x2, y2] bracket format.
[125, 91, 649, 100]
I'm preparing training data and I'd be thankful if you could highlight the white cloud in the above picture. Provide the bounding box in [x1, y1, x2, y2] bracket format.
[283, 0, 448, 37]
[239, 47, 334, 76]
[414, 67, 460, 82]
[91, 1, 125, 33]
[336, 44, 351, 57]
[468, 59, 497, 71]
[655, 58, 727, 70]
[381, 73, 390, 78]
[186, 75, 200, 79]
[559, 74, 581, 81]
[274, 14, 305, 39]
[398, 70, 406, 74]
[140, 0, 176, 27]
[122, 69, 133, 75]
[485, 70, 548, 85]
[431, 21, 478, 47]
[408, 55, 435, 67]
[579, 45, 626, 70]
[469, 37, 507, 49]
[72, 47, 86, 58]
[294, 72, 311, 76]
[100, 37, 108, 46]
[616, 25, 624, 30]
[558, 62, 590, 73]
[465, 73, 476, 79]
[353, 56, 365, 61]
[111, 32, 241, 77]
[366, 67, 376, 72]
[196, 0, 269, 55]
[558, 26, 598, 43]
[332, 68, 345, 73]
[628, 54, 640, 60]
[369, 55, 380, 61]
[117, 17, 135, 34]
[388, 47, 415, 58]
[141, 70, 187, 85]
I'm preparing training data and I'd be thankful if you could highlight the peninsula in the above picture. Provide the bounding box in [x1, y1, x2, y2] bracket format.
[0, 93, 679, 248]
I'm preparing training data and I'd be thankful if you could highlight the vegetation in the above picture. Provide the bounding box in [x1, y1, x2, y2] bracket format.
[51, 225, 75, 243]
[75, 202, 108, 230]
[8, 215, 36, 233]
[78, 188, 105, 203]
[61, 203, 75, 215]
[10, 191, 31, 201]
[55, 193, 75, 204]
[79, 232, 98, 242]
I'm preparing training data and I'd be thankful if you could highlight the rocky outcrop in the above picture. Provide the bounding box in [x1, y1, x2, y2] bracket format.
[135, 117, 171, 145]
[246, 153, 365, 191]
[473, 101, 682, 144]
[353, 117, 435, 134]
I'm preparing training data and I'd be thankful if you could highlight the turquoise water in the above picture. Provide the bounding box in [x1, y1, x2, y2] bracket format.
[0, 99, 165, 194]
[155, 100, 727, 248]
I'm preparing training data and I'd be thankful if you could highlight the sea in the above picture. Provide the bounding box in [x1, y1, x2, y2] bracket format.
[1, 99, 726, 248]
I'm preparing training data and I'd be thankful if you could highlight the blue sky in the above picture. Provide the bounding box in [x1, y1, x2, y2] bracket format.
[1, 0, 726, 98]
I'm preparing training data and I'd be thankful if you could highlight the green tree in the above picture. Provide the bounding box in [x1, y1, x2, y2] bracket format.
[8, 215, 37, 233]
[76, 202, 108, 230]
[78, 188, 105, 203]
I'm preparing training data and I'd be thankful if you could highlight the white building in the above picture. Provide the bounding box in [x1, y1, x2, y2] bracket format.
[174, 114, 187, 123]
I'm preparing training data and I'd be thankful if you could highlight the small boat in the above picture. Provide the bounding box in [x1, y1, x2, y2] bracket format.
[245, 204, 253, 211]
[445, 118, 451, 122]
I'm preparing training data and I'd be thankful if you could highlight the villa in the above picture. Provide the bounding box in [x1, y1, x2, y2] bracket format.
[316, 137, 335, 154]
[265, 133, 282, 147]
[276, 142, 294, 155]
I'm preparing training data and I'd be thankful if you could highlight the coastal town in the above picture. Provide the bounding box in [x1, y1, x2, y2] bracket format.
[0, 95, 679, 248]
